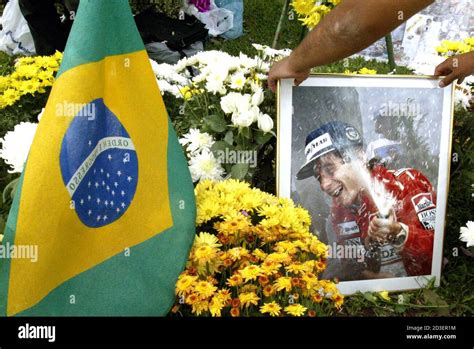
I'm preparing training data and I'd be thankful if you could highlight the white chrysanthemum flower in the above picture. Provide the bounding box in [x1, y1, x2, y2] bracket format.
[174, 57, 189, 73]
[454, 85, 472, 110]
[206, 79, 225, 95]
[460, 221, 474, 247]
[230, 72, 247, 90]
[156, 79, 183, 98]
[239, 53, 258, 70]
[252, 43, 265, 51]
[188, 149, 225, 182]
[205, 67, 229, 94]
[150, 60, 189, 85]
[257, 113, 274, 133]
[251, 87, 264, 106]
[186, 55, 199, 66]
[252, 43, 292, 60]
[0, 122, 38, 173]
[179, 128, 215, 154]
[194, 51, 233, 68]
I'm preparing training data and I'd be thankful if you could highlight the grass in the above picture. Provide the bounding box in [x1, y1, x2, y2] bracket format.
[0, 0, 472, 317]
[207, 0, 304, 56]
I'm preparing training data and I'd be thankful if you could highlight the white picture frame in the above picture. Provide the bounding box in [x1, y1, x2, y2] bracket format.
[277, 74, 454, 294]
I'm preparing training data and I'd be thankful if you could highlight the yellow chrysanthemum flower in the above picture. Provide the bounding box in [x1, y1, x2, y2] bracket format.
[274, 277, 292, 292]
[262, 284, 275, 297]
[261, 260, 281, 275]
[301, 272, 319, 290]
[209, 296, 225, 317]
[194, 281, 217, 299]
[285, 263, 306, 275]
[378, 291, 390, 301]
[260, 301, 282, 317]
[238, 292, 260, 308]
[226, 274, 243, 287]
[227, 247, 250, 261]
[216, 288, 232, 304]
[194, 232, 222, 249]
[19, 79, 41, 95]
[180, 85, 194, 100]
[196, 200, 221, 224]
[358, 67, 377, 75]
[284, 303, 307, 317]
[291, 0, 316, 15]
[266, 252, 291, 264]
[240, 264, 263, 282]
[191, 300, 209, 315]
[185, 293, 200, 305]
[332, 293, 344, 309]
[252, 248, 267, 261]
[175, 274, 198, 296]
[192, 245, 218, 265]
[2, 88, 20, 106]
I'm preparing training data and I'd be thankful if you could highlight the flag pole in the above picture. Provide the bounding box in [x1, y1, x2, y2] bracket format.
[385, 33, 397, 72]
[272, 0, 291, 49]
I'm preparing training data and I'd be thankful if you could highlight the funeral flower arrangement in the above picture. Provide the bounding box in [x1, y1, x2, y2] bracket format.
[151, 45, 290, 184]
[172, 179, 343, 317]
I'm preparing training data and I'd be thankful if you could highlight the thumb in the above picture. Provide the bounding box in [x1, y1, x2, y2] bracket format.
[439, 72, 458, 87]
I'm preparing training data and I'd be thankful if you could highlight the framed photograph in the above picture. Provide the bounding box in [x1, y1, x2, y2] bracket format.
[277, 75, 454, 294]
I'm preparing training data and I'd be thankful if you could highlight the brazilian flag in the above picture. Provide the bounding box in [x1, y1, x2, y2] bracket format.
[0, 0, 195, 316]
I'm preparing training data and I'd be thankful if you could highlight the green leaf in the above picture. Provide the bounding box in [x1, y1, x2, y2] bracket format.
[422, 289, 450, 316]
[230, 163, 249, 180]
[394, 305, 406, 313]
[254, 130, 274, 145]
[240, 127, 251, 139]
[211, 141, 232, 154]
[224, 130, 234, 145]
[205, 114, 227, 133]
[362, 292, 377, 303]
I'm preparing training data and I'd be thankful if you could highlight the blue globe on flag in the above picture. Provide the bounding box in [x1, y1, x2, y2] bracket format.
[60, 98, 139, 228]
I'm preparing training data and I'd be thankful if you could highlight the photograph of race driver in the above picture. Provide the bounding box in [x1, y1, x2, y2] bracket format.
[296, 121, 436, 281]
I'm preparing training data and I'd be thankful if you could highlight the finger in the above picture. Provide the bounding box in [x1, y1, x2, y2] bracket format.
[368, 226, 385, 241]
[434, 59, 453, 76]
[294, 74, 308, 87]
[372, 218, 391, 228]
[268, 76, 276, 93]
[457, 76, 466, 85]
[439, 72, 458, 88]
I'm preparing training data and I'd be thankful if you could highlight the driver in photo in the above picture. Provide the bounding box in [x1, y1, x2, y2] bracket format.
[296, 121, 436, 281]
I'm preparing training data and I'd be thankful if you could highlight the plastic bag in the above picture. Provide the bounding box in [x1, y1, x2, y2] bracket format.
[184, 0, 234, 37]
[146, 41, 204, 65]
[0, 0, 36, 55]
[215, 0, 243, 40]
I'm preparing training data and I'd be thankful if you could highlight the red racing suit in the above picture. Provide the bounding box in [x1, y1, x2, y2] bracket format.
[331, 165, 435, 276]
